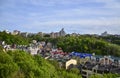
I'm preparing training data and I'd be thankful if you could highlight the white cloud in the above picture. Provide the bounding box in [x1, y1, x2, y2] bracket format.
[24, 17, 120, 27]
[94, 0, 120, 8]
[0, 0, 120, 34]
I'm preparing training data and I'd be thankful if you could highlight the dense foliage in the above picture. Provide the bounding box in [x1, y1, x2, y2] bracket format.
[57, 36, 120, 56]
[0, 50, 82, 78]
[0, 31, 29, 45]
[99, 35, 120, 45]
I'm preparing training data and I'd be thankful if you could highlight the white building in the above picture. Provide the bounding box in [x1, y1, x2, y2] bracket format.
[28, 47, 39, 55]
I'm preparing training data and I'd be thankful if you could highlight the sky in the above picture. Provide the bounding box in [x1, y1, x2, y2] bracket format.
[0, 0, 120, 34]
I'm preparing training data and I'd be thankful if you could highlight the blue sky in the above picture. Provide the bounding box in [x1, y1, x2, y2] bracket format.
[0, 0, 120, 34]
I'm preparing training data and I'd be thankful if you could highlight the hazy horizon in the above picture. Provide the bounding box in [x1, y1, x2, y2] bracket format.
[0, 0, 120, 34]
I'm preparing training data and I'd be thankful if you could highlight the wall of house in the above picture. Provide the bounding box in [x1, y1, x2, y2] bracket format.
[66, 59, 77, 69]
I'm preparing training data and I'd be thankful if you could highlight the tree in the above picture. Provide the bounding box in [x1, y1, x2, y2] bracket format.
[57, 36, 120, 56]
[0, 52, 18, 78]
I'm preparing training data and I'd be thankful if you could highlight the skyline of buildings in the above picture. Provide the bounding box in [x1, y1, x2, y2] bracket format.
[0, 25, 120, 35]
[1, 28, 120, 38]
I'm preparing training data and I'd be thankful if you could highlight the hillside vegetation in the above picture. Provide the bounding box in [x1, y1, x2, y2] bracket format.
[0, 50, 82, 78]
[57, 36, 120, 56]
[0, 31, 29, 45]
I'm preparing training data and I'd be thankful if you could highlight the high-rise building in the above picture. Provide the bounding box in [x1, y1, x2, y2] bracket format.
[59, 28, 66, 36]
[50, 28, 66, 38]
[101, 31, 109, 36]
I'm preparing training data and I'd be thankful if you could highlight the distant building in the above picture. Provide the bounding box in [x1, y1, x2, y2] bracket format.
[3, 30, 10, 34]
[59, 28, 66, 36]
[50, 28, 66, 38]
[113, 34, 120, 38]
[70, 33, 80, 36]
[54, 32, 60, 38]
[101, 31, 109, 36]
[12, 30, 20, 35]
[28, 33, 35, 37]
[20, 32, 28, 37]
[37, 32, 43, 37]
[50, 32, 55, 38]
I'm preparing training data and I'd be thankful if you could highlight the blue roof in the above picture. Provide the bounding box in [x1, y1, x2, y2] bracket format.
[70, 52, 92, 58]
